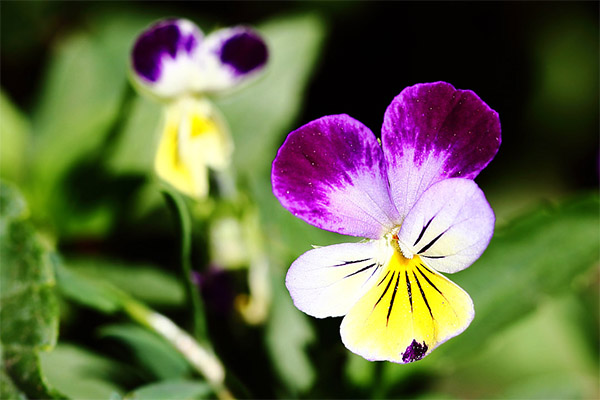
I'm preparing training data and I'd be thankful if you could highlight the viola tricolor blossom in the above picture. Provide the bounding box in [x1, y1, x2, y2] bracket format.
[131, 19, 268, 198]
[272, 82, 501, 363]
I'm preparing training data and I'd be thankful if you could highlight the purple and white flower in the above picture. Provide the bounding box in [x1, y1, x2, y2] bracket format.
[271, 82, 501, 363]
[131, 19, 268, 198]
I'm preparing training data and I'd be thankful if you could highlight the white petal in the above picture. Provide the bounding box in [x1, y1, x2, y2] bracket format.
[286, 241, 391, 318]
[398, 178, 495, 273]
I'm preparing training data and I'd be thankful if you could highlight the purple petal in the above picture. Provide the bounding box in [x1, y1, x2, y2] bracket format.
[131, 19, 202, 83]
[272, 114, 399, 239]
[381, 82, 501, 219]
[196, 27, 268, 92]
[219, 30, 268, 76]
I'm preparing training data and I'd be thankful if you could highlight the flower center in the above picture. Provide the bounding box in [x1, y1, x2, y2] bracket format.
[385, 228, 414, 260]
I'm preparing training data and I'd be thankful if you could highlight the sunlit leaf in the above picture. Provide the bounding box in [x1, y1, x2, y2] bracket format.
[100, 324, 191, 380]
[0, 182, 61, 399]
[124, 380, 211, 400]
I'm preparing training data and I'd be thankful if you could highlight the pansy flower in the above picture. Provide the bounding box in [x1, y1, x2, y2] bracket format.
[272, 82, 501, 363]
[131, 19, 268, 198]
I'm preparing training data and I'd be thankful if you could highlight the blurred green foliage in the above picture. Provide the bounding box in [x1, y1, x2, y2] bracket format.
[0, 2, 598, 400]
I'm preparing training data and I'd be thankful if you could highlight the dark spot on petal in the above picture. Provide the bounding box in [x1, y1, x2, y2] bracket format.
[402, 339, 428, 363]
[132, 20, 198, 82]
[220, 31, 268, 75]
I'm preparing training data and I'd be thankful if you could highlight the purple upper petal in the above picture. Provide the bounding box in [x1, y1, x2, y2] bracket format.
[219, 30, 268, 76]
[381, 82, 501, 219]
[132, 19, 202, 83]
[272, 115, 399, 239]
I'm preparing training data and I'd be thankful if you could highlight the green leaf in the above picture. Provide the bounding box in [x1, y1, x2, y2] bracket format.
[444, 193, 600, 358]
[124, 380, 211, 400]
[107, 96, 162, 174]
[27, 14, 155, 236]
[66, 258, 186, 307]
[54, 261, 126, 314]
[39, 344, 126, 399]
[0, 181, 61, 399]
[0, 366, 26, 400]
[216, 13, 326, 177]
[100, 324, 191, 380]
[0, 91, 29, 184]
[374, 194, 600, 396]
[265, 266, 316, 394]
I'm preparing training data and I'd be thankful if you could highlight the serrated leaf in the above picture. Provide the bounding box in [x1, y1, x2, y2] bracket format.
[100, 324, 190, 380]
[125, 380, 211, 400]
[0, 181, 61, 399]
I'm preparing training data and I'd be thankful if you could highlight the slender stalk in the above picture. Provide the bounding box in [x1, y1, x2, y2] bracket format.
[123, 300, 233, 400]
[162, 188, 207, 342]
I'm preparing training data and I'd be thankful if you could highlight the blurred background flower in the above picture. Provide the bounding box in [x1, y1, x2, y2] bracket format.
[0, 2, 598, 399]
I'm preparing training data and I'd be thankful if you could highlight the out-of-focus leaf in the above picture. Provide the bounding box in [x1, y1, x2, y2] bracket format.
[0, 91, 29, 183]
[0, 181, 61, 399]
[100, 324, 190, 380]
[444, 193, 599, 357]
[265, 266, 315, 394]
[107, 96, 162, 174]
[377, 194, 599, 395]
[30, 16, 148, 188]
[67, 258, 186, 307]
[216, 13, 326, 178]
[39, 344, 126, 399]
[27, 15, 155, 236]
[432, 295, 598, 399]
[344, 353, 375, 390]
[124, 380, 211, 400]
[54, 261, 125, 314]
[0, 366, 26, 400]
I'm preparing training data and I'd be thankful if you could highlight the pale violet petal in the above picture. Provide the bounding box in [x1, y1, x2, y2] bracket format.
[397, 178, 495, 273]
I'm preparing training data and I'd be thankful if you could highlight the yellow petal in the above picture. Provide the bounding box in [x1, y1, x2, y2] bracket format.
[154, 97, 232, 199]
[154, 103, 208, 198]
[340, 249, 474, 363]
[178, 97, 233, 170]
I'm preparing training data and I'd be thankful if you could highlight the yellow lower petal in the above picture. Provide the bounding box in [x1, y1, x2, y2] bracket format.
[340, 249, 474, 363]
[154, 105, 208, 198]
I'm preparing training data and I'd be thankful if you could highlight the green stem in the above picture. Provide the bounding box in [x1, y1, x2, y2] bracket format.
[162, 188, 207, 342]
[123, 299, 233, 400]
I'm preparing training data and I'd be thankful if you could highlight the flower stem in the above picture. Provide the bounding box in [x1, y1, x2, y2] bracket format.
[123, 299, 233, 400]
[162, 188, 207, 342]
